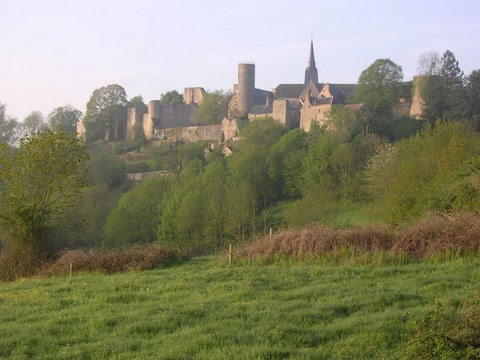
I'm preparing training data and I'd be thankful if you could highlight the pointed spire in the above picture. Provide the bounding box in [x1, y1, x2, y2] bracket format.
[305, 40, 319, 86]
[308, 39, 316, 66]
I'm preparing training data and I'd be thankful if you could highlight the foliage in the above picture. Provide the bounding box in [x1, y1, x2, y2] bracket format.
[352, 58, 404, 117]
[86, 148, 127, 189]
[417, 50, 442, 76]
[160, 90, 184, 105]
[23, 111, 48, 136]
[83, 84, 128, 142]
[420, 75, 447, 124]
[0, 102, 22, 146]
[324, 105, 368, 141]
[366, 121, 479, 223]
[441, 50, 468, 121]
[103, 177, 173, 247]
[467, 69, 480, 124]
[266, 129, 308, 200]
[196, 90, 229, 125]
[47, 105, 82, 135]
[0, 131, 88, 279]
[398, 294, 480, 359]
[127, 95, 147, 113]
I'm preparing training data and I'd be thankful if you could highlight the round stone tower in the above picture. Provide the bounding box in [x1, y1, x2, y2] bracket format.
[237, 63, 255, 117]
[143, 100, 160, 139]
[410, 76, 427, 120]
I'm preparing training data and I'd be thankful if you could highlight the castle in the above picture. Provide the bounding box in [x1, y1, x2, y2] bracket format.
[77, 41, 425, 143]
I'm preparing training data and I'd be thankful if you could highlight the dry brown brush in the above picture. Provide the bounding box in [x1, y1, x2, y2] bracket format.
[239, 213, 480, 259]
[39, 245, 186, 277]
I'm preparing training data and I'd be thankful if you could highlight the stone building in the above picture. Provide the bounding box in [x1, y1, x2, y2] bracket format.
[229, 40, 362, 132]
[78, 40, 428, 142]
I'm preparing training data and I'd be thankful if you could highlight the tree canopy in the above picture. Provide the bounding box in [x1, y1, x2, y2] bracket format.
[23, 111, 48, 136]
[47, 105, 82, 135]
[196, 90, 229, 125]
[0, 103, 22, 146]
[83, 84, 128, 142]
[352, 58, 404, 117]
[160, 90, 184, 105]
[0, 131, 88, 278]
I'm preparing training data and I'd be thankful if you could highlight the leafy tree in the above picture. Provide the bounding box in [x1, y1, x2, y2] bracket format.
[0, 131, 88, 278]
[160, 90, 184, 105]
[467, 69, 480, 125]
[324, 105, 368, 141]
[128, 95, 148, 114]
[352, 58, 404, 117]
[365, 121, 479, 223]
[420, 75, 447, 124]
[83, 84, 128, 142]
[0, 102, 22, 146]
[23, 111, 48, 136]
[266, 129, 308, 200]
[441, 50, 468, 120]
[47, 105, 82, 135]
[86, 148, 126, 189]
[196, 90, 229, 125]
[417, 50, 442, 76]
[103, 177, 172, 247]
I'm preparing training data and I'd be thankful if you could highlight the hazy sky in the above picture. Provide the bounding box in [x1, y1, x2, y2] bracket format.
[1, 0, 479, 121]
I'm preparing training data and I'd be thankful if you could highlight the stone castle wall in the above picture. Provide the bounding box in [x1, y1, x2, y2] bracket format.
[158, 104, 199, 129]
[158, 124, 223, 143]
[183, 87, 206, 104]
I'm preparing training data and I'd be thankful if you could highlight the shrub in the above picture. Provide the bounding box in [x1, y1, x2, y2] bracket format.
[397, 293, 480, 359]
[239, 213, 480, 260]
[40, 245, 185, 277]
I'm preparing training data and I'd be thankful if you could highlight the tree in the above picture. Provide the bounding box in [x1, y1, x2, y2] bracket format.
[467, 69, 480, 125]
[128, 95, 148, 114]
[103, 177, 172, 247]
[23, 111, 48, 136]
[83, 84, 128, 142]
[266, 129, 308, 200]
[420, 75, 447, 124]
[160, 90, 184, 105]
[441, 50, 468, 120]
[47, 105, 82, 135]
[196, 90, 229, 125]
[0, 131, 88, 278]
[0, 102, 22, 146]
[352, 58, 404, 117]
[324, 105, 369, 141]
[417, 50, 442, 76]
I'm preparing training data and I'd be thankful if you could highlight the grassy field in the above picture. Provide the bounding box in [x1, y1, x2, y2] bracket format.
[0, 256, 479, 359]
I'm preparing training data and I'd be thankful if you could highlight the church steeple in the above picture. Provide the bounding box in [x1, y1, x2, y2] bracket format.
[304, 40, 319, 86]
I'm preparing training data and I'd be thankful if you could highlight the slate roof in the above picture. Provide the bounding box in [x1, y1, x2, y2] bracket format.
[273, 83, 357, 103]
[249, 104, 273, 115]
[254, 88, 274, 105]
[273, 84, 309, 99]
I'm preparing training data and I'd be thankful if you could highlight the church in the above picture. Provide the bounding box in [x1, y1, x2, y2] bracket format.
[229, 40, 364, 132]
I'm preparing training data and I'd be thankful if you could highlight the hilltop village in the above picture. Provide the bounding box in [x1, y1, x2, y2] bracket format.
[77, 41, 425, 143]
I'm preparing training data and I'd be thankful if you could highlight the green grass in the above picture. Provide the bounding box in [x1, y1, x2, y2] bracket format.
[0, 256, 479, 359]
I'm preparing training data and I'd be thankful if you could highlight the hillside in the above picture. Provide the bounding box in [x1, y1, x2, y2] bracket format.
[0, 256, 478, 359]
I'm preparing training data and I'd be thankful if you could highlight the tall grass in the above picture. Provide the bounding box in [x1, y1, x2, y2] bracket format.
[0, 256, 478, 359]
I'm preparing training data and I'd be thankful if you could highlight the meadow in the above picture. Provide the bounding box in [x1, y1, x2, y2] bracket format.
[0, 255, 479, 359]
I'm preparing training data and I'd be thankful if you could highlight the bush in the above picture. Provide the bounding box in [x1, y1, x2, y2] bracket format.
[40, 245, 185, 277]
[239, 213, 480, 260]
[397, 293, 480, 359]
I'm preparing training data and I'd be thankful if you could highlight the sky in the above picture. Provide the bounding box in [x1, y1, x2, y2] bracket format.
[1, 0, 479, 121]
